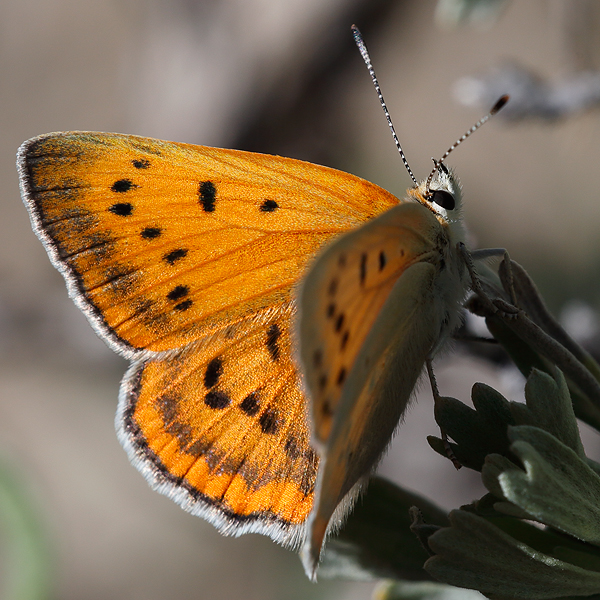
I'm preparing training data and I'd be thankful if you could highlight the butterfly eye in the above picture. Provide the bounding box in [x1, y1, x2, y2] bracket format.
[431, 190, 455, 210]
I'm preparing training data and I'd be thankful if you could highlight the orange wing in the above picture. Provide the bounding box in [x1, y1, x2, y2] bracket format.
[121, 304, 318, 545]
[20, 133, 397, 354]
[18, 132, 400, 545]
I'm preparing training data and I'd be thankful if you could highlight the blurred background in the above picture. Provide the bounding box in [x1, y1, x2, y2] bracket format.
[2, 0, 600, 598]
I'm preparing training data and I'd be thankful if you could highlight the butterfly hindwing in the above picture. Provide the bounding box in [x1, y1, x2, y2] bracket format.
[119, 303, 318, 546]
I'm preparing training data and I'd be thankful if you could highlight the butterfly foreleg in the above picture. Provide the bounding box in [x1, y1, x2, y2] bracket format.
[457, 242, 519, 318]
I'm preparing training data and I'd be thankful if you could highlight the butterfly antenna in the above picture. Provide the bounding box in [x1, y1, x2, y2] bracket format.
[425, 94, 509, 194]
[352, 25, 418, 186]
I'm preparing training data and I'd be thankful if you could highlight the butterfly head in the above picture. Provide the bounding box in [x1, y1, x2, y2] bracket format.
[409, 159, 464, 229]
[427, 159, 462, 211]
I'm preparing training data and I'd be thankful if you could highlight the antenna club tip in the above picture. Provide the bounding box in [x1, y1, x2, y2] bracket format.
[491, 94, 510, 115]
[351, 25, 361, 40]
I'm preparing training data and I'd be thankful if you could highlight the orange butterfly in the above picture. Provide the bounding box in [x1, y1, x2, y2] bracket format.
[18, 26, 507, 578]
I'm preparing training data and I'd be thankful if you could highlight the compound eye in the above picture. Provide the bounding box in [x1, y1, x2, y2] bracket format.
[431, 190, 455, 210]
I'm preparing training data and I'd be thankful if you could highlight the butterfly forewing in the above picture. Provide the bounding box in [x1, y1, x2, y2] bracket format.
[19, 132, 399, 354]
[298, 201, 453, 569]
[299, 202, 444, 445]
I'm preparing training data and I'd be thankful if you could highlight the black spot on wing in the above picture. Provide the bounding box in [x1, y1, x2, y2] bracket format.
[164, 248, 188, 265]
[336, 367, 347, 386]
[266, 323, 281, 361]
[360, 253, 367, 285]
[133, 159, 151, 169]
[174, 299, 192, 312]
[334, 313, 345, 333]
[199, 181, 216, 212]
[167, 285, 189, 302]
[141, 227, 161, 239]
[111, 179, 135, 193]
[341, 330, 349, 350]
[108, 202, 133, 216]
[240, 392, 260, 416]
[204, 390, 231, 409]
[259, 409, 280, 434]
[260, 199, 278, 212]
[204, 357, 223, 388]
[328, 278, 338, 296]
[379, 251, 387, 271]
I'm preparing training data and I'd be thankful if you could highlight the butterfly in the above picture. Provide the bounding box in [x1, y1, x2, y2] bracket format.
[17, 26, 508, 579]
[16, 128, 466, 568]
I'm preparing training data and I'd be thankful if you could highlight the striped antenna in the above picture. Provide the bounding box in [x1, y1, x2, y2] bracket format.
[425, 95, 509, 194]
[352, 25, 418, 186]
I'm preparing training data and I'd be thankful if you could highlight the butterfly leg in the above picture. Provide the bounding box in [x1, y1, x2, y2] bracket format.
[471, 247, 517, 305]
[425, 359, 462, 470]
[458, 243, 519, 317]
[496, 250, 518, 306]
